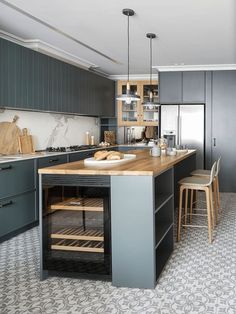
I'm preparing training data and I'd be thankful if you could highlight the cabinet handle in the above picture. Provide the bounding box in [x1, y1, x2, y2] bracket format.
[49, 158, 59, 163]
[0, 165, 12, 171]
[213, 138, 216, 147]
[0, 200, 13, 208]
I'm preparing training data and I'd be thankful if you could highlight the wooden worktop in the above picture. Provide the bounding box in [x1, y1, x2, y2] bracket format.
[38, 149, 196, 176]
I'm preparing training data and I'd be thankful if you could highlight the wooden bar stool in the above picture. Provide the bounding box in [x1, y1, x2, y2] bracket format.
[190, 157, 221, 222]
[177, 162, 217, 243]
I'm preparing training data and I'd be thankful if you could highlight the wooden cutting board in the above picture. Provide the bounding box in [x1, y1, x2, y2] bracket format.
[18, 128, 35, 154]
[0, 116, 21, 155]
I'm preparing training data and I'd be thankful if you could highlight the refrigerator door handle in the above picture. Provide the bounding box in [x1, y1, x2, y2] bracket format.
[177, 116, 180, 145]
[179, 116, 182, 146]
[213, 138, 216, 147]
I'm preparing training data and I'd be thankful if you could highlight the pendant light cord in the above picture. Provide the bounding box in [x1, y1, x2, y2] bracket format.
[127, 13, 130, 84]
[150, 36, 152, 86]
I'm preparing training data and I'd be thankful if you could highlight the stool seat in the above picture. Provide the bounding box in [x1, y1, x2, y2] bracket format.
[179, 176, 210, 186]
[190, 169, 210, 177]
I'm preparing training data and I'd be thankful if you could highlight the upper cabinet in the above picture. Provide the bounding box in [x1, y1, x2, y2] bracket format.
[182, 72, 205, 103]
[159, 72, 182, 104]
[0, 38, 115, 117]
[117, 80, 159, 126]
[159, 71, 205, 104]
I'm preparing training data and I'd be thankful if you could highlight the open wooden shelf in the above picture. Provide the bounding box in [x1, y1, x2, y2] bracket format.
[51, 239, 104, 253]
[51, 227, 104, 241]
[50, 197, 104, 212]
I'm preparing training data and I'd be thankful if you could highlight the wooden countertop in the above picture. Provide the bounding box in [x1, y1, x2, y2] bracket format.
[38, 149, 196, 176]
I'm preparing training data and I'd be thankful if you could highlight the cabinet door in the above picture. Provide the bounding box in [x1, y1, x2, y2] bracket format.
[117, 82, 141, 126]
[159, 72, 182, 103]
[140, 83, 159, 126]
[0, 191, 36, 238]
[183, 72, 205, 103]
[0, 159, 35, 199]
[212, 70, 236, 192]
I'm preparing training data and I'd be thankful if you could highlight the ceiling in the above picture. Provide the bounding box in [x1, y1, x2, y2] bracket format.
[0, 0, 236, 77]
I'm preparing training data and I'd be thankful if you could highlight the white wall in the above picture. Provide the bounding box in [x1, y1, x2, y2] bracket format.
[0, 109, 100, 150]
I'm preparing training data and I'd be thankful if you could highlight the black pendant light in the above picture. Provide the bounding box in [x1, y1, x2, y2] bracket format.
[116, 8, 140, 104]
[142, 33, 160, 107]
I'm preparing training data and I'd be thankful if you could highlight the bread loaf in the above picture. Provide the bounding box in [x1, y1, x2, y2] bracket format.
[106, 151, 124, 160]
[94, 150, 124, 161]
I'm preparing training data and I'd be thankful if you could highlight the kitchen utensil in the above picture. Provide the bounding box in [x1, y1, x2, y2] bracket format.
[0, 115, 21, 155]
[18, 128, 35, 154]
[104, 131, 116, 145]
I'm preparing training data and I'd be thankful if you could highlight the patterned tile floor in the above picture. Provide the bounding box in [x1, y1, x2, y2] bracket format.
[0, 193, 236, 314]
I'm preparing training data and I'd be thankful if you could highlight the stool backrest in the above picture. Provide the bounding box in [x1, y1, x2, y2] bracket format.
[215, 156, 221, 176]
[209, 161, 217, 185]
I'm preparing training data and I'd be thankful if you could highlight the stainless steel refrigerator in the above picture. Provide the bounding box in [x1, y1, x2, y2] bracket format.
[160, 104, 205, 169]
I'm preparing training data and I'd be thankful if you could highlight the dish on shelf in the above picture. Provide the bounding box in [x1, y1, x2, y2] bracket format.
[84, 154, 136, 165]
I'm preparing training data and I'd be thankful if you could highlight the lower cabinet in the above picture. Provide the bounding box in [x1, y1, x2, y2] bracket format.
[0, 191, 36, 239]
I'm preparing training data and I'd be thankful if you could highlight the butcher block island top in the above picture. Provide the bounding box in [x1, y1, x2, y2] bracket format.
[38, 149, 196, 176]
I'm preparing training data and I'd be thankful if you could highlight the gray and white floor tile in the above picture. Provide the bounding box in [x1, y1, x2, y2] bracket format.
[0, 193, 236, 314]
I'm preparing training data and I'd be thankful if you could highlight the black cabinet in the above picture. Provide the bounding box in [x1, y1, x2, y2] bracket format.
[159, 72, 182, 103]
[183, 71, 205, 103]
[0, 38, 115, 116]
[211, 70, 236, 192]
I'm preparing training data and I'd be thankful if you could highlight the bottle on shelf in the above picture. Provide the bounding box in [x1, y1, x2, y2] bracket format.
[131, 127, 136, 144]
[85, 131, 90, 145]
[127, 128, 131, 144]
[90, 135, 95, 145]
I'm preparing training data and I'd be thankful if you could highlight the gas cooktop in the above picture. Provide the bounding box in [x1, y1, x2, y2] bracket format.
[45, 145, 99, 152]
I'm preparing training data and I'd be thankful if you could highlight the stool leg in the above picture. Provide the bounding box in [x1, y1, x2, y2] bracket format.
[184, 188, 189, 227]
[216, 176, 221, 214]
[213, 179, 218, 224]
[177, 186, 184, 242]
[205, 187, 212, 243]
[190, 189, 194, 224]
[209, 184, 215, 228]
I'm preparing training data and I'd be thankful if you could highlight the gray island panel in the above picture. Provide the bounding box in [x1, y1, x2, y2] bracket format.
[111, 175, 155, 289]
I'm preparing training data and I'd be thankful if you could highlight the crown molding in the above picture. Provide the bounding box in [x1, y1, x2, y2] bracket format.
[153, 64, 236, 72]
[0, 30, 98, 70]
[109, 73, 158, 81]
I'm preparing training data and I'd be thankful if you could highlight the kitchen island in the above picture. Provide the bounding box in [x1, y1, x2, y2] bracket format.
[38, 149, 196, 289]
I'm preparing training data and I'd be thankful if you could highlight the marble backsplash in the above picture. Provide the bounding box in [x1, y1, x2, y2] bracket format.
[0, 109, 100, 150]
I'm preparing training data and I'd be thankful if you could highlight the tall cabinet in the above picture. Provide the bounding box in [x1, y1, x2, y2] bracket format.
[117, 80, 159, 126]
[158, 69, 236, 192]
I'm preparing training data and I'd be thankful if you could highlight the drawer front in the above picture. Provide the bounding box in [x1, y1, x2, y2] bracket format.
[38, 154, 68, 168]
[69, 151, 95, 162]
[0, 159, 35, 199]
[0, 191, 36, 238]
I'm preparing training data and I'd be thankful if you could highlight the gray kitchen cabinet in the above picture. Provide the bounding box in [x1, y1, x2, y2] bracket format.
[37, 154, 68, 169]
[0, 159, 36, 241]
[159, 71, 205, 104]
[69, 151, 95, 162]
[0, 191, 36, 238]
[182, 71, 205, 103]
[211, 70, 236, 192]
[0, 37, 115, 116]
[159, 72, 182, 103]
[0, 159, 35, 199]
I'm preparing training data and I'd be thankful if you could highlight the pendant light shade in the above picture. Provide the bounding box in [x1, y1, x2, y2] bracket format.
[142, 33, 160, 107]
[116, 8, 140, 104]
